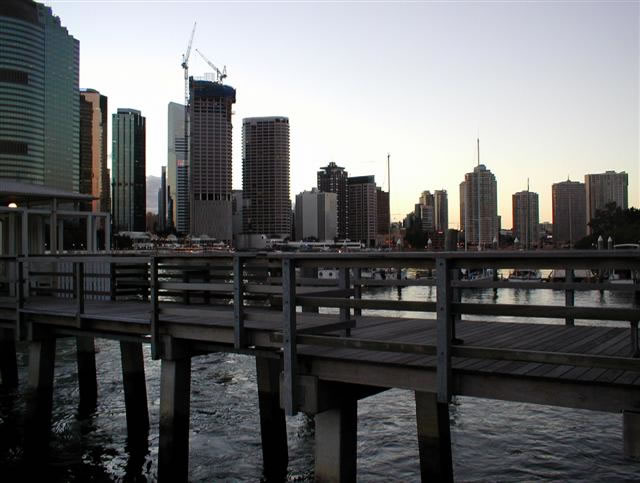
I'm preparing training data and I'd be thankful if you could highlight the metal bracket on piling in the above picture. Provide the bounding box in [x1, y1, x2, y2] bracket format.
[233, 256, 246, 349]
[282, 257, 298, 416]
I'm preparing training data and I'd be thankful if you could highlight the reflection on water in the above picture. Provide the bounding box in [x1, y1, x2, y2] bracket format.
[1, 286, 639, 481]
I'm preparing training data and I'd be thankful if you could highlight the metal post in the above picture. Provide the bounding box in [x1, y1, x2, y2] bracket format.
[282, 257, 297, 416]
[75, 261, 85, 328]
[233, 256, 246, 349]
[150, 257, 160, 359]
[565, 268, 575, 326]
[436, 257, 452, 404]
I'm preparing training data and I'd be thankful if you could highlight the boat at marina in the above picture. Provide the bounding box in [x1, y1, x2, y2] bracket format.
[508, 269, 542, 282]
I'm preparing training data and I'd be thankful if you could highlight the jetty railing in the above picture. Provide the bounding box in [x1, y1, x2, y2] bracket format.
[7, 251, 640, 414]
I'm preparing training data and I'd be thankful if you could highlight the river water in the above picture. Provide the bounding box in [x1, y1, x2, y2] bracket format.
[1, 285, 640, 481]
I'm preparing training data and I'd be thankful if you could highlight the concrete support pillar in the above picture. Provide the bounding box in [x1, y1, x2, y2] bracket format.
[76, 336, 98, 416]
[159, 356, 192, 482]
[0, 328, 18, 387]
[24, 337, 57, 457]
[415, 391, 453, 482]
[624, 410, 640, 460]
[57, 219, 64, 252]
[256, 357, 288, 481]
[21, 210, 28, 256]
[314, 397, 357, 482]
[9, 213, 16, 255]
[120, 341, 149, 441]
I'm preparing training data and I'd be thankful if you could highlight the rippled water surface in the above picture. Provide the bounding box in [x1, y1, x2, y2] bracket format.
[1, 286, 640, 481]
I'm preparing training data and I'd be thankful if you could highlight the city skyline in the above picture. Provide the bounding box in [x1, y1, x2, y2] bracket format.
[45, 1, 638, 227]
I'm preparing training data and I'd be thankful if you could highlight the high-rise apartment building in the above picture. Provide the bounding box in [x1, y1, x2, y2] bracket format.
[376, 187, 390, 235]
[295, 188, 337, 241]
[79, 89, 109, 212]
[112, 108, 146, 232]
[242, 117, 291, 238]
[434, 190, 448, 232]
[0, 0, 79, 191]
[167, 102, 186, 231]
[512, 191, 539, 249]
[552, 180, 586, 246]
[189, 78, 236, 239]
[157, 166, 167, 232]
[317, 162, 349, 239]
[348, 176, 377, 247]
[418, 191, 435, 233]
[459, 164, 499, 246]
[585, 171, 628, 231]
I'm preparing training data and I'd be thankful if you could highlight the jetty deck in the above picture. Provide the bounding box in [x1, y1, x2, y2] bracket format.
[1, 250, 639, 481]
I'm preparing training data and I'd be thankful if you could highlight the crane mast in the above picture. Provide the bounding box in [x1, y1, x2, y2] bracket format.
[181, 22, 196, 233]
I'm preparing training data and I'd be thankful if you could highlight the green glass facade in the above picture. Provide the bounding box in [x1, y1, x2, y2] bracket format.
[112, 108, 146, 232]
[0, 0, 79, 192]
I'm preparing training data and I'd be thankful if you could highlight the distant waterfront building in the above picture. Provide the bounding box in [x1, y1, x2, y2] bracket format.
[79, 89, 109, 213]
[157, 166, 167, 232]
[112, 108, 146, 232]
[0, 0, 79, 192]
[459, 164, 499, 247]
[585, 171, 628, 231]
[512, 191, 539, 249]
[189, 78, 236, 239]
[376, 187, 390, 235]
[552, 180, 586, 246]
[418, 191, 435, 233]
[317, 162, 349, 239]
[295, 188, 337, 241]
[348, 176, 377, 247]
[434, 190, 448, 232]
[167, 102, 186, 231]
[242, 116, 291, 238]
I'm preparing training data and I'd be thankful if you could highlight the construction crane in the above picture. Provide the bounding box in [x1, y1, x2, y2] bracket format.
[195, 49, 227, 84]
[180, 21, 195, 232]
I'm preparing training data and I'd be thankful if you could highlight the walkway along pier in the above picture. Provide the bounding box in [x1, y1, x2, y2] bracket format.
[1, 251, 640, 481]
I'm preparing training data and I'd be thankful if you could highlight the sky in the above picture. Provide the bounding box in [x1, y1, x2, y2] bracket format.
[47, 0, 639, 228]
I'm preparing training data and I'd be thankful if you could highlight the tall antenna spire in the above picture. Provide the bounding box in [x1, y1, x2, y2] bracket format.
[477, 137, 480, 166]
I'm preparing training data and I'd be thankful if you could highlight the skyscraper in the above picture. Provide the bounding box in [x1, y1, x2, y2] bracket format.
[512, 190, 539, 249]
[376, 187, 390, 235]
[112, 108, 146, 232]
[434, 190, 448, 232]
[348, 176, 377, 247]
[418, 191, 435, 233]
[157, 166, 167, 232]
[79, 89, 109, 213]
[189, 78, 236, 239]
[242, 117, 291, 238]
[317, 162, 349, 239]
[459, 164, 499, 247]
[295, 189, 337, 241]
[0, 0, 79, 191]
[585, 171, 628, 231]
[167, 102, 186, 231]
[552, 180, 586, 246]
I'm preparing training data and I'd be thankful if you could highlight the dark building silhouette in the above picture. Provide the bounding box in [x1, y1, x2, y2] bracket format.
[317, 162, 349, 239]
[348, 175, 377, 247]
[552, 180, 586, 246]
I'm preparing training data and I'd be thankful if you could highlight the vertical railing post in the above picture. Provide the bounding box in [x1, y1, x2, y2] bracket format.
[15, 259, 25, 341]
[150, 257, 160, 359]
[233, 256, 246, 349]
[75, 261, 85, 328]
[353, 267, 362, 317]
[109, 261, 116, 301]
[565, 267, 575, 326]
[338, 266, 352, 336]
[282, 257, 297, 416]
[436, 257, 452, 404]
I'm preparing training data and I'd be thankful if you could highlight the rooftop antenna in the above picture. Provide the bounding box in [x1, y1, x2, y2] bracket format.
[477, 137, 480, 166]
[387, 153, 391, 250]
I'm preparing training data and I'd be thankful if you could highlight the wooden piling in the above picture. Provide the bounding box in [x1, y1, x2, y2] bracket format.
[24, 337, 57, 457]
[314, 397, 357, 482]
[256, 356, 288, 481]
[0, 328, 18, 387]
[76, 336, 98, 415]
[415, 391, 453, 482]
[158, 356, 192, 482]
[120, 341, 149, 440]
[624, 410, 640, 460]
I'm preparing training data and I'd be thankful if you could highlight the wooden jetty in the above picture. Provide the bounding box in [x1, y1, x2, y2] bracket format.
[1, 250, 640, 481]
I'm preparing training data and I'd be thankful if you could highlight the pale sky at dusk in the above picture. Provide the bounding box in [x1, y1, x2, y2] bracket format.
[48, 0, 638, 228]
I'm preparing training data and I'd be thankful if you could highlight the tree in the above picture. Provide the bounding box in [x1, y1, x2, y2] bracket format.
[575, 203, 640, 249]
